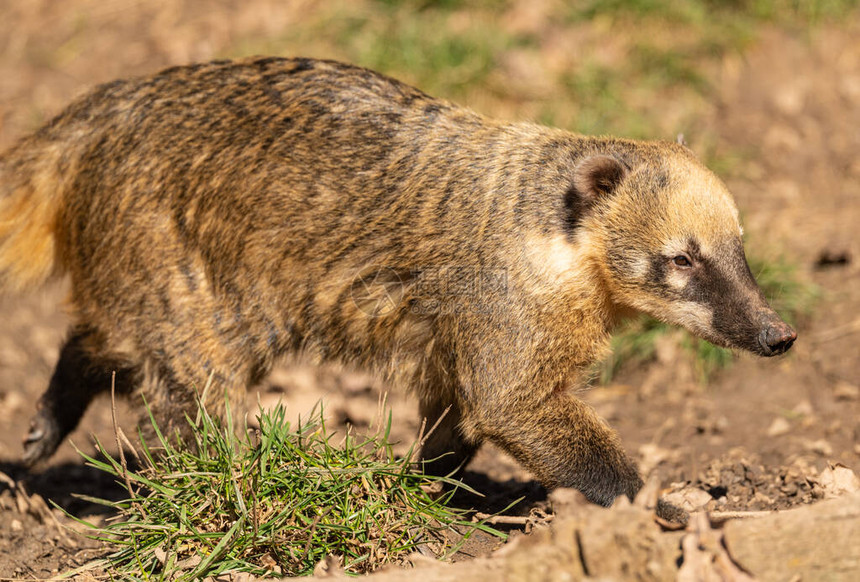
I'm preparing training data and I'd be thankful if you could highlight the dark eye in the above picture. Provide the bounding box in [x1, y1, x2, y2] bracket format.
[672, 255, 692, 268]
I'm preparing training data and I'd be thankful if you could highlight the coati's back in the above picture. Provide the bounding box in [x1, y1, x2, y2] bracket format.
[0, 57, 526, 375]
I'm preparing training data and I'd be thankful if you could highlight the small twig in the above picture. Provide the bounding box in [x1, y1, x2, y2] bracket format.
[472, 512, 554, 525]
[110, 371, 140, 517]
[419, 406, 451, 448]
[41, 495, 74, 546]
[115, 426, 140, 464]
[708, 510, 773, 524]
[410, 417, 428, 466]
[409, 405, 452, 464]
[0, 470, 16, 489]
[110, 372, 134, 497]
[813, 317, 860, 343]
[300, 511, 326, 566]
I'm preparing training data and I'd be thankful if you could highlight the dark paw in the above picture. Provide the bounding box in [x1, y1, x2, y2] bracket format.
[22, 411, 62, 467]
[656, 497, 690, 526]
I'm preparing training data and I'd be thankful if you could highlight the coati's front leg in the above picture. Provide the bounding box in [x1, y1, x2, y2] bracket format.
[470, 387, 643, 506]
[445, 310, 643, 506]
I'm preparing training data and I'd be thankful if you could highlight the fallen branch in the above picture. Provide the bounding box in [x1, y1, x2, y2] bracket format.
[813, 317, 860, 343]
[708, 510, 774, 524]
[472, 513, 554, 526]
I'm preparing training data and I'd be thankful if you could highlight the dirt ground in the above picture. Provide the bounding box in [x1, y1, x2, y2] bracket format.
[0, 1, 859, 580]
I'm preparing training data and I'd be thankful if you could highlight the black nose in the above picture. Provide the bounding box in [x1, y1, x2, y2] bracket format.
[759, 323, 797, 356]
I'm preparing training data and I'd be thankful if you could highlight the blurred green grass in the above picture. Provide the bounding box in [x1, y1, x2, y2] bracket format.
[228, 0, 857, 137]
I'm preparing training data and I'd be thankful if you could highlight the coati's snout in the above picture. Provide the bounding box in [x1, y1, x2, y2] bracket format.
[633, 237, 798, 358]
[758, 316, 796, 357]
[676, 239, 798, 358]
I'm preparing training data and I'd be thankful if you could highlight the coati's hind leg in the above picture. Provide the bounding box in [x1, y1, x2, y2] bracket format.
[136, 353, 251, 450]
[23, 325, 140, 466]
[418, 394, 482, 478]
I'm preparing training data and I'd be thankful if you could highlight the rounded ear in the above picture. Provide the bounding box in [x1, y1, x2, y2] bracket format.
[572, 154, 628, 201]
[564, 154, 628, 233]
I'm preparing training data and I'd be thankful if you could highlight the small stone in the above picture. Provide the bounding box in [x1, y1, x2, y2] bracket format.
[767, 417, 791, 437]
[804, 439, 833, 457]
[10, 519, 22, 531]
[753, 490, 773, 506]
[772, 81, 808, 116]
[662, 486, 713, 512]
[780, 482, 799, 496]
[834, 381, 860, 401]
[793, 400, 814, 416]
[818, 464, 860, 498]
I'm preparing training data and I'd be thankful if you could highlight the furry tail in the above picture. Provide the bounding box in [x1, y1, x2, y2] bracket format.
[0, 138, 68, 293]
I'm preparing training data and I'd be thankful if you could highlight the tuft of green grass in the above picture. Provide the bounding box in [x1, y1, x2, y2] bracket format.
[63, 399, 506, 580]
[598, 254, 819, 384]
[229, 1, 525, 102]
[568, 0, 859, 26]
[346, 11, 507, 98]
[748, 254, 820, 328]
[547, 0, 858, 137]
[223, 0, 859, 143]
[598, 317, 669, 385]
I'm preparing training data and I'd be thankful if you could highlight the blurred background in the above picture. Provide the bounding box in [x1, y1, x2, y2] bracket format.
[0, 0, 859, 574]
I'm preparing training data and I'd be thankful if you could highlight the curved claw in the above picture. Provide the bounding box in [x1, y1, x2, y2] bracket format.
[21, 411, 62, 467]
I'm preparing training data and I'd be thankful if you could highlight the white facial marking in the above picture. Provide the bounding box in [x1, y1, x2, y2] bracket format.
[666, 269, 689, 291]
[673, 301, 714, 336]
[661, 239, 688, 257]
[523, 234, 592, 288]
[526, 234, 575, 274]
[630, 255, 650, 280]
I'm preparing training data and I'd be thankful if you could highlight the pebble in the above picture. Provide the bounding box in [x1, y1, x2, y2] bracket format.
[793, 400, 814, 416]
[767, 417, 791, 437]
[834, 381, 859, 401]
[662, 486, 713, 512]
[804, 439, 834, 456]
